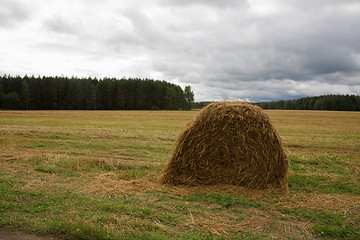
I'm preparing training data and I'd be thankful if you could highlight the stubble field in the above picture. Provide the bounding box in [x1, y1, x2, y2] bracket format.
[0, 110, 359, 239]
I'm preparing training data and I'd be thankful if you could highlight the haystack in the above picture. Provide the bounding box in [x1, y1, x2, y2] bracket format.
[161, 101, 288, 190]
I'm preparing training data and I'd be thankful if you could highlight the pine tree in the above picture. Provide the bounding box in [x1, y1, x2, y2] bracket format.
[90, 84, 97, 110]
[184, 85, 194, 110]
[20, 79, 30, 110]
[0, 79, 4, 108]
[3, 92, 21, 109]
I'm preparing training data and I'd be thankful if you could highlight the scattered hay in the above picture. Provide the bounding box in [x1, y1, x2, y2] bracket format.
[282, 193, 360, 214]
[183, 208, 313, 238]
[161, 101, 289, 191]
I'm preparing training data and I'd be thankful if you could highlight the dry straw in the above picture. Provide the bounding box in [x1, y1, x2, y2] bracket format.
[161, 101, 289, 191]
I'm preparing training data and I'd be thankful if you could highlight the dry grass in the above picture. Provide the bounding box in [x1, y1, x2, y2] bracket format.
[161, 102, 288, 190]
[1, 109, 359, 239]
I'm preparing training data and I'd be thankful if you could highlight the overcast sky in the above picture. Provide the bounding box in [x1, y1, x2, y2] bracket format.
[1, 0, 360, 101]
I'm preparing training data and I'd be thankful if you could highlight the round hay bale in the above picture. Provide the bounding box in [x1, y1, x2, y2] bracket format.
[161, 101, 289, 191]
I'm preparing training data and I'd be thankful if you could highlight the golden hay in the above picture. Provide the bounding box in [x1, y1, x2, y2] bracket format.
[161, 101, 289, 191]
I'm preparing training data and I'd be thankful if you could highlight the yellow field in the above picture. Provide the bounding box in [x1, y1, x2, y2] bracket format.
[0, 110, 359, 239]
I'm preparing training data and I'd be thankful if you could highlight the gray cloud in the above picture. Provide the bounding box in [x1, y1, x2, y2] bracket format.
[160, 0, 246, 8]
[155, 0, 360, 100]
[1, 0, 360, 101]
[44, 16, 83, 35]
[0, 0, 30, 28]
[121, 9, 170, 49]
[253, 1, 360, 80]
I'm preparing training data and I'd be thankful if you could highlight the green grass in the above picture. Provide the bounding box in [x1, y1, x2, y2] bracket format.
[288, 156, 360, 195]
[277, 206, 359, 239]
[288, 174, 360, 195]
[0, 177, 177, 239]
[1, 110, 359, 239]
[184, 192, 266, 209]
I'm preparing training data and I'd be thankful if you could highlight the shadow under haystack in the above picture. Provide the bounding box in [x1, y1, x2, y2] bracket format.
[161, 101, 289, 191]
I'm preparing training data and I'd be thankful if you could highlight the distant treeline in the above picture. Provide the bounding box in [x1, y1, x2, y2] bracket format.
[192, 101, 213, 109]
[256, 94, 360, 111]
[0, 75, 194, 110]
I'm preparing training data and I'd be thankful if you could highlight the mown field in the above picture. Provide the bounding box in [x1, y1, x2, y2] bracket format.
[0, 110, 359, 239]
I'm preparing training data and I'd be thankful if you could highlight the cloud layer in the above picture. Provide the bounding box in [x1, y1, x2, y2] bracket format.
[0, 0, 359, 101]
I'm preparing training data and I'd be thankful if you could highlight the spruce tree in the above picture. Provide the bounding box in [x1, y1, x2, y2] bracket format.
[20, 79, 30, 110]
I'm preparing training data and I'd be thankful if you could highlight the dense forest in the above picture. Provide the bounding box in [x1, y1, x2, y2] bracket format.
[255, 94, 360, 111]
[0, 75, 194, 110]
[192, 95, 360, 111]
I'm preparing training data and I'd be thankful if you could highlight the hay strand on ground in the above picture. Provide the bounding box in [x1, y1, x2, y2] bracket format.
[161, 101, 289, 191]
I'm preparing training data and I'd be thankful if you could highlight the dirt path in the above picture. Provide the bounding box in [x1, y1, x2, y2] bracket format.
[0, 228, 60, 240]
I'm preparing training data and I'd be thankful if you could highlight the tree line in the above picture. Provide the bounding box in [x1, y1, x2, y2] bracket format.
[0, 75, 194, 110]
[255, 94, 360, 111]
